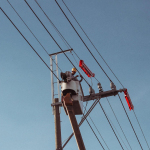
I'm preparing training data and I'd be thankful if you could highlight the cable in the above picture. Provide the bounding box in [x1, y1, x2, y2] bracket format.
[34, 0, 72, 50]
[83, 116, 105, 150]
[0, 7, 61, 82]
[133, 110, 150, 150]
[55, 0, 112, 83]
[83, 106, 110, 150]
[24, 0, 91, 87]
[98, 101, 124, 150]
[106, 98, 132, 150]
[107, 113, 130, 150]
[7, 0, 63, 72]
[62, 0, 124, 88]
[118, 94, 143, 150]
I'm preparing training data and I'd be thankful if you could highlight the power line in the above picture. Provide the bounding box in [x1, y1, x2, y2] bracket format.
[55, 0, 112, 83]
[107, 113, 130, 150]
[133, 110, 150, 150]
[118, 94, 143, 150]
[7, 0, 63, 73]
[34, 0, 71, 50]
[24, 0, 91, 87]
[106, 98, 132, 150]
[83, 106, 110, 150]
[0, 7, 60, 82]
[98, 101, 125, 150]
[62, 0, 124, 88]
[83, 116, 105, 150]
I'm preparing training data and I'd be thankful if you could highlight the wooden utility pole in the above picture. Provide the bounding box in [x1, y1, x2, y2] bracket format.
[54, 98, 62, 150]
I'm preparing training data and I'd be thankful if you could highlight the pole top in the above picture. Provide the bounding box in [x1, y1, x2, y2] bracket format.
[49, 49, 73, 56]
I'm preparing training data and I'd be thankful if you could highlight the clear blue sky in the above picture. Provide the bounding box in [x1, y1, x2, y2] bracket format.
[0, 0, 150, 150]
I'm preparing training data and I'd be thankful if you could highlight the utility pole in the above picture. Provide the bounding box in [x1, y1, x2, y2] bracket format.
[53, 87, 126, 149]
[50, 49, 126, 150]
[49, 49, 73, 150]
[54, 98, 62, 150]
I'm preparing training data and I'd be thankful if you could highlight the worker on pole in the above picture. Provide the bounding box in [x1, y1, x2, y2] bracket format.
[71, 68, 83, 82]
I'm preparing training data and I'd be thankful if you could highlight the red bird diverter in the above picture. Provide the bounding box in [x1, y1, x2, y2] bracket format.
[79, 60, 95, 77]
[124, 89, 134, 111]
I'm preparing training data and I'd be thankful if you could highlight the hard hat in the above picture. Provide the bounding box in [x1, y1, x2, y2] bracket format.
[72, 68, 77, 72]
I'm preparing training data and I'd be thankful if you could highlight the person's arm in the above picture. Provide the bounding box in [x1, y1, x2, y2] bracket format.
[79, 74, 83, 82]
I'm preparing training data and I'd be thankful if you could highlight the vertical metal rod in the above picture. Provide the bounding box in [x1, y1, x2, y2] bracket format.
[55, 55, 61, 113]
[50, 56, 54, 114]
[54, 98, 62, 150]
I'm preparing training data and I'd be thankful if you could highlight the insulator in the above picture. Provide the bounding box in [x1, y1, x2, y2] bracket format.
[124, 89, 134, 111]
[79, 60, 95, 77]
[97, 83, 103, 92]
[110, 81, 116, 90]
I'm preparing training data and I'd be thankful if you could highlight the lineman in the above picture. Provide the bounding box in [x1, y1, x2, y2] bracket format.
[71, 68, 83, 82]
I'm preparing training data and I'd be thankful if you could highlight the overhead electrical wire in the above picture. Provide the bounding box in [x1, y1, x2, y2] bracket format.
[55, 0, 113, 83]
[106, 98, 132, 150]
[7, 0, 63, 72]
[133, 110, 150, 150]
[118, 94, 143, 150]
[24, 0, 91, 87]
[34, 0, 71, 50]
[83, 115, 105, 150]
[83, 106, 110, 150]
[107, 114, 130, 150]
[98, 101, 125, 150]
[0, 7, 60, 82]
